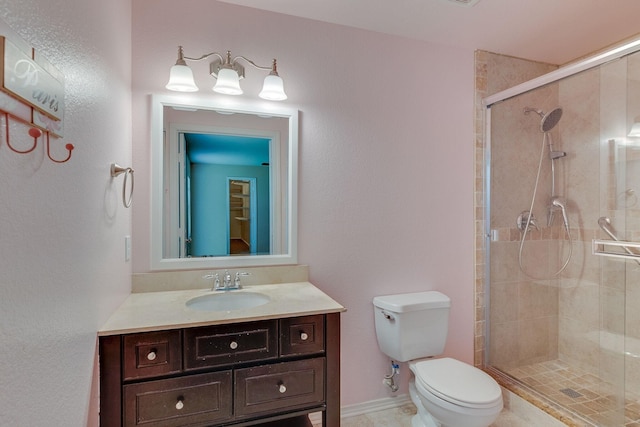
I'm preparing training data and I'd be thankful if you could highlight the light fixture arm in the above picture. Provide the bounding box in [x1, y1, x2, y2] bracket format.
[232, 55, 275, 72]
[182, 50, 225, 64]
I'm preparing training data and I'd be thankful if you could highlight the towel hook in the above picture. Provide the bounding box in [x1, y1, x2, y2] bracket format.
[110, 163, 134, 208]
[5, 113, 37, 154]
[45, 131, 74, 163]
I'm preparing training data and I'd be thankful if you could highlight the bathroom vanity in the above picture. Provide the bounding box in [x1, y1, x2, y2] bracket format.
[98, 282, 344, 427]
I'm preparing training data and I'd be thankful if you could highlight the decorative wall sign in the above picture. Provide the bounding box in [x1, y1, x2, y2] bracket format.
[0, 36, 64, 136]
[0, 31, 72, 163]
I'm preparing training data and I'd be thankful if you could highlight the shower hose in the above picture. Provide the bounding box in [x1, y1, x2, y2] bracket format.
[518, 132, 572, 279]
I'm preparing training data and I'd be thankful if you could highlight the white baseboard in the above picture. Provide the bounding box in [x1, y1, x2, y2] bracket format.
[308, 394, 412, 423]
[341, 394, 413, 418]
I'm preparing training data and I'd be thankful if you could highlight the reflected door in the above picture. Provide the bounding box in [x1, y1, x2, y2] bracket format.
[228, 178, 257, 255]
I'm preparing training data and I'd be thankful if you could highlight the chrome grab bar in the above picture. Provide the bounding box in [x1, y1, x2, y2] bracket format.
[593, 216, 640, 264]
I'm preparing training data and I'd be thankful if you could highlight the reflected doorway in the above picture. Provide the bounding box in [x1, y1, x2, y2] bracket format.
[228, 178, 257, 254]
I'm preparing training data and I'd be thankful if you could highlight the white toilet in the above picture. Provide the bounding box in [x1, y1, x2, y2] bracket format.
[373, 291, 503, 427]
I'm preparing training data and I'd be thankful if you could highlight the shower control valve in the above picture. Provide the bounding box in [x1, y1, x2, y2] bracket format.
[516, 210, 539, 232]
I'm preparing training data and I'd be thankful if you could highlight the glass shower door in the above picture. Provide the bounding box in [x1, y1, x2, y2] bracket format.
[594, 50, 640, 424]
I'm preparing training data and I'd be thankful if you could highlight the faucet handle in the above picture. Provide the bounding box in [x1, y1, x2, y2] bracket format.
[203, 273, 221, 291]
[234, 271, 251, 288]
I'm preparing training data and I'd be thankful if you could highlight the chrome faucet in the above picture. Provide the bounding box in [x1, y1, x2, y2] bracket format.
[204, 270, 251, 291]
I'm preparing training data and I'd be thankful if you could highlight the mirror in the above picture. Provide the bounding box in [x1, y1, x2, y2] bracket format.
[150, 94, 298, 270]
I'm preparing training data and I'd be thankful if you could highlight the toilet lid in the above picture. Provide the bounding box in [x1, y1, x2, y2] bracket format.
[411, 358, 502, 408]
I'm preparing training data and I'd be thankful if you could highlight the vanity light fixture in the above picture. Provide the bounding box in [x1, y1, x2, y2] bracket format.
[165, 46, 287, 101]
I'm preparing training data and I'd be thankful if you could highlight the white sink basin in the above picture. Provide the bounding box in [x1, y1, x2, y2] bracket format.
[186, 291, 271, 312]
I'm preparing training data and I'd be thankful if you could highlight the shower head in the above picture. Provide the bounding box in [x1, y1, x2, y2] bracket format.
[524, 106, 563, 132]
[542, 108, 563, 132]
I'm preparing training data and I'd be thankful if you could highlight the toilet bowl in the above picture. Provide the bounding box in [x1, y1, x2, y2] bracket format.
[408, 358, 503, 427]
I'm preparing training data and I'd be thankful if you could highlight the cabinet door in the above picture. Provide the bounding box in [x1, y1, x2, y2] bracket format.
[123, 371, 232, 426]
[184, 320, 278, 370]
[235, 358, 325, 417]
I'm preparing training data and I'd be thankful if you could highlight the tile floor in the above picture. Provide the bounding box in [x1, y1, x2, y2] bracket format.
[505, 359, 640, 427]
[307, 359, 640, 427]
[334, 401, 533, 426]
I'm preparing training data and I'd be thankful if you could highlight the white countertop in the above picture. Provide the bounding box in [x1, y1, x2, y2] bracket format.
[98, 282, 345, 336]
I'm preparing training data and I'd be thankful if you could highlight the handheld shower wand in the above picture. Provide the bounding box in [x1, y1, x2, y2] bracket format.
[551, 196, 570, 230]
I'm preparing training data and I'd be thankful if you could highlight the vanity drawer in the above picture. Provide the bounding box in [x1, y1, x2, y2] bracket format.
[123, 371, 232, 427]
[123, 330, 182, 380]
[184, 320, 278, 370]
[235, 357, 325, 417]
[280, 315, 325, 356]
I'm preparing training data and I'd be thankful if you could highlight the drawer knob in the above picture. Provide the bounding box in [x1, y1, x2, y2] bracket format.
[230, 341, 238, 350]
[175, 398, 184, 410]
[147, 350, 157, 361]
[300, 332, 309, 341]
[278, 384, 287, 394]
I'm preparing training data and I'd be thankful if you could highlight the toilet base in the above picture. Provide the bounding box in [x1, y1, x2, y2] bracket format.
[411, 414, 439, 427]
[409, 382, 440, 427]
[409, 378, 501, 427]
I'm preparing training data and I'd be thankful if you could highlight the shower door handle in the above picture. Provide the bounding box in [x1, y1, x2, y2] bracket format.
[593, 216, 640, 264]
[592, 239, 640, 263]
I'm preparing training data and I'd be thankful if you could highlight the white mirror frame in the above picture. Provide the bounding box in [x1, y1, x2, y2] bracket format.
[150, 94, 298, 270]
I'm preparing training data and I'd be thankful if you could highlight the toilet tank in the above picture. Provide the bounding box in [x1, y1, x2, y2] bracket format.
[373, 291, 450, 362]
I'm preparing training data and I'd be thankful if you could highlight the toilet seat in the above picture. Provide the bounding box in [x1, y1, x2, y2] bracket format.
[410, 358, 502, 409]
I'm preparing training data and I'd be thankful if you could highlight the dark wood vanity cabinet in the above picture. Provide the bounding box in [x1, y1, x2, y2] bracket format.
[99, 313, 340, 427]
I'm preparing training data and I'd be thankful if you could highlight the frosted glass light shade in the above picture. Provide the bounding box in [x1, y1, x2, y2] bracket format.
[259, 74, 287, 101]
[213, 67, 243, 95]
[165, 64, 199, 92]
[629, 122, 640, 137]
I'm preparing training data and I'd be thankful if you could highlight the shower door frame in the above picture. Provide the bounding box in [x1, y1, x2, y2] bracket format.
[483, 39, 640, 108]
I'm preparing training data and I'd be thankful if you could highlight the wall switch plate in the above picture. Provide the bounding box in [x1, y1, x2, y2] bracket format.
[125, 235, 131, 262]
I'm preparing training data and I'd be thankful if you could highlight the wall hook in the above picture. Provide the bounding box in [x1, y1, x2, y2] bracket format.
[5, 113, 37, 154]
[4, 112, 74, 163]
[111, 163, 134, 208]
[45, 131, 74, 163]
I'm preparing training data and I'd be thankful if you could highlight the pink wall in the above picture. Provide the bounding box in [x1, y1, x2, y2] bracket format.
[0, 0, 132, 425]
[132, 0, 475, 405]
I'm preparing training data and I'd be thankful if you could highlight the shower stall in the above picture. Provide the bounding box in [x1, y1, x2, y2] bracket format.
[483, 40, 640, 426]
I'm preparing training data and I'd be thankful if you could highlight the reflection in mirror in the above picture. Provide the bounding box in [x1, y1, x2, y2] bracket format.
[169, 119, 276, 258]
[227, 178, 257, 256]
[151, 95, 298, 270]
